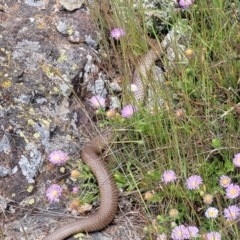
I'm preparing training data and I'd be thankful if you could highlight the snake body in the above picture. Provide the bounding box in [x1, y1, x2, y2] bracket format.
[44, 42, 163, 240]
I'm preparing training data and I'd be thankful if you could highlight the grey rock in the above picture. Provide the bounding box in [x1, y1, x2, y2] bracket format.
[110, 96, 121, 109]
[36, 98, 47, 104]
[55, 21, 69, 35]
[110, 82, 122, 93]
[162, 19, 191, 65]
[69, 31, 81, 43]
[84, 54, 109, 96]
[25, 0, 45, 7]
[85, 35, 98, 49]
[87, 78, 108, 97]
[12, 40, 44, 72]
[0, 134, 11, 153]
[14, 94, 32, 104]
[90, 232, 112, 240]
[0, 196, 8, 212]
[0, 166, 11, 177]
[133, 0, 177, 32]
[18, 144, 43, 183]
[59, 82, 72, 97]
[33, 122, 50, 150]
[59, 0, 84, 11]
[0, 165, 18, 177]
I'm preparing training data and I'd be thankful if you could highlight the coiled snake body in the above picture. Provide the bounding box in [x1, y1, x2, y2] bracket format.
[44, 42, 163, 240]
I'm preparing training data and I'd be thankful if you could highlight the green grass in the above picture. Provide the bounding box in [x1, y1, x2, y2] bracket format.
[74, 0, 240, 239]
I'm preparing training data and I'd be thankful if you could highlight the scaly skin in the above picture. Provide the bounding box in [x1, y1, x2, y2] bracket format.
[44, 42, 163, 240]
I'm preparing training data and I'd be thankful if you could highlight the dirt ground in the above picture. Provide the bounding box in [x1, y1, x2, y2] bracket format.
[0, 1, 145, 239]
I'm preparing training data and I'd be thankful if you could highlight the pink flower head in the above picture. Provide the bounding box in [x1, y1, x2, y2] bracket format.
[219, 175, 231, 188]
[48, 150, 69, 165]
[46, 184, 63, 202]
[121, 104, 137, 118]
[205, 207, 219, 219]
[206, 231, 221, 240]
[226, 184, 240, 199]
[110, 28, 125, 40]
[186, 226, 199, 238]
[89, 95, 106, 109]
[161, 170, 177, 184]
[171, 225, 189, 240]
[233, 153, 240, 167]
[186, 175, 203, 190]
[224, 205, 240, 220]
[178, 0, 194, 8]
[72, 187, 79, 194]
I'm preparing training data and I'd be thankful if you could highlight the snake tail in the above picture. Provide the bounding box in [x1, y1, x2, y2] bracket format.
[44, 130, 118, 240]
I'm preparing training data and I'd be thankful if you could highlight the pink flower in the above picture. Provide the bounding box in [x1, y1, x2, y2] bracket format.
[186, 226, 199, 238]
[121, 104, 137, 118]
[186, 175, 203, 190]
[161, 170, 177, 184]
[206, 231, 221, 240]
[110, 28, 125, 40]
[49, 150, 69, 165]
[205, 207, 219, 219]
[225, 184, 240, 199]
[72, 187, 79, 194]
[46, 184, 63, 202]
[219, 175, 231, 188]
[171, 225, 189, 240]
[89, 95, 106, 109]
[233, 153, 240, 167]
[224, 205, 240, 220]
[178, 0, 194, 8]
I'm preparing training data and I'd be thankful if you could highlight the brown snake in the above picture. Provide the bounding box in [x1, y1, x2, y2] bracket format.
[44, 42, 163, 240]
